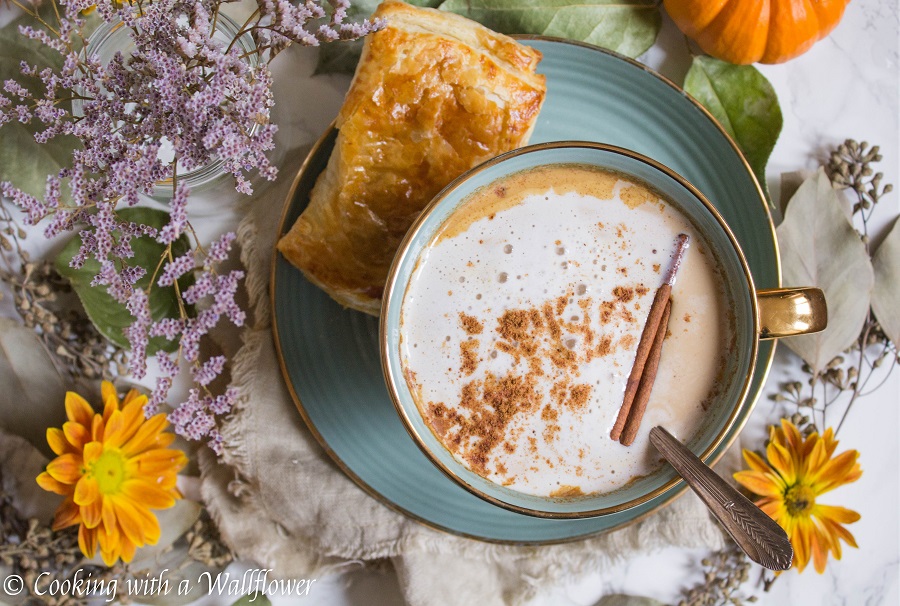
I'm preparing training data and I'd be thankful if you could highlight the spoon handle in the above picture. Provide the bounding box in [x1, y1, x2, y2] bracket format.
[649, 426, 793, 571]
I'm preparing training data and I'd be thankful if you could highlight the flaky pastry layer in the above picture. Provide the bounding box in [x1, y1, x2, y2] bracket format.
[278, 0, 546, 315]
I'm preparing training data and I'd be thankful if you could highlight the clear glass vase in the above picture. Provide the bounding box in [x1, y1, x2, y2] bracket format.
[76, 13, 259, 201]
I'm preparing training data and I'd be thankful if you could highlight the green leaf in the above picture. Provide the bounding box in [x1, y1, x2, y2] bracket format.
[776, 169, 874, 373]
[440, 0, 660, 58]
[683, 56, 782, 200]
[54, 207, 194, 354]
[314, 0, 660, 74]
[0, 10, 80, 197]
[0, 318, 68, 458]
[314, 0, 444, 74]
[871, 217, 900, 346]
[230, 594, 272, 606]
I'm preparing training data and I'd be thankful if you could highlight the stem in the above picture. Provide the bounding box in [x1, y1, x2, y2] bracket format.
[835, 316, 873, 435]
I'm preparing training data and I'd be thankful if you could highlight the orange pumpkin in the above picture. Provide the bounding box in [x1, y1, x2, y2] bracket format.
[663, 0, 850, 64]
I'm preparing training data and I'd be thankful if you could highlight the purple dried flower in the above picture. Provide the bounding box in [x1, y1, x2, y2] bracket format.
[158, 251, 195, 287]
[192, 355, 226, 386]
[1, 0, 380, 454]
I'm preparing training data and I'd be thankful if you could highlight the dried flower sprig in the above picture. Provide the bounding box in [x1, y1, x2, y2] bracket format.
[0, 202, 129, 380]
[679, 544, 759, 606]
[689, 140, 895, 598]
[1, 467, 122, 606]
[0, 0, 380, 451]
[771, 140, 897, 437]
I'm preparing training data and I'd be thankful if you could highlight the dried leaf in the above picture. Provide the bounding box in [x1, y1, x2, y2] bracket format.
[0, 319, 68, 458]
[597, 595, 664, 606]
[130, 498, 203, 568]
[54, 207, 194, 354]
[128, 500, 221, 606]
[684, 56, 782, 201]
[776, 169, 874, 373]
[441, 0, 660, 58]
[0, 429, 58, 525]
[871, 217, 900, 345]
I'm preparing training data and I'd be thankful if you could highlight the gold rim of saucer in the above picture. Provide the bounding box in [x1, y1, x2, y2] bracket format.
[380, 140, 760, 519]
[270, 36, 779, 544]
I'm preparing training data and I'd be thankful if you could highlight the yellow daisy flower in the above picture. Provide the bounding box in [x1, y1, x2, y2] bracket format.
[36, 381, 187, 566]
[734, 418, 862, 573]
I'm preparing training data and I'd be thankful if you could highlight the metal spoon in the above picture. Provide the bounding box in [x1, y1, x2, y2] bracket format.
[649, 426, 793, 571]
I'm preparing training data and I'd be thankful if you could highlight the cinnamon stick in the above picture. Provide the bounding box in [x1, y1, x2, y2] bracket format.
[619, 298, 672, 446]
[609, 284, 671, 441]
[609, 233, 689, 442]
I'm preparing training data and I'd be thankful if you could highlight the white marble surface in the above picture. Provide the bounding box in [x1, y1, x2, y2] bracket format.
[1, 1, 897, 604]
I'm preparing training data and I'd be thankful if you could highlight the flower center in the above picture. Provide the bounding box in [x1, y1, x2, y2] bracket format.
[90, 449, 128, 495]
[784, 483, 816, 517]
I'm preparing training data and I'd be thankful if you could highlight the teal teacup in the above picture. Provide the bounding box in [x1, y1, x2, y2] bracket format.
[381, 142, 825, 518]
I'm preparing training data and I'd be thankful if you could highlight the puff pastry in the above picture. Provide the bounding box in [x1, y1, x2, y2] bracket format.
[277, 0, 546, 315]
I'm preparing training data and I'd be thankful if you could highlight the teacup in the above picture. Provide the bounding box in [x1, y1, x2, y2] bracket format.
[380, 142, 825, 518]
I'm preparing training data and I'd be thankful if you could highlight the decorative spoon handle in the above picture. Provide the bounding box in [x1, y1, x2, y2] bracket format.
[649, 426, 793, 571]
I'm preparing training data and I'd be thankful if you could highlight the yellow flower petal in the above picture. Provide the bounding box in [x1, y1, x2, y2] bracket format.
[741, 449, 772, 473]
[81, 497, 103, 529]
[64, 421, 92, 450]
[790, 518, 813, 572]
[52, 497, 81, 530]
[78, 524, 98, 560]
[102, 495, 117, 532]
[121, 388, 144, 408]
[118, 396, 148, 445]
[46, 453, 84, 484]
[128, 448, 188, 475]
[103, 409, 126, 447]
[780, 418, 803, 452]
[810, 450, 862, 494]
[65, 392, 94, 426]
[82, 441, 103, 466]
[121, 480, 176, 510]
[47, 427, 70, 456]
[101, 381, 119, 420]
[121, 414, 169, 457]
[734, 470, 784, 497]
[820, 515, 858, 550]
[119, 535, 138, 563]
[767, 440, 796, 485]
[37, 471, 71, 495]
[74, 476, 100, 506]
[810, 526, 828, 574]
[109, 497, 148, 546]
[813, 503, 861, 525]
[91, 414, 105, 442]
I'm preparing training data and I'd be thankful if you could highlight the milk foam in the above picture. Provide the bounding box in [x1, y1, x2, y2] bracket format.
[399, 165, 732, 497]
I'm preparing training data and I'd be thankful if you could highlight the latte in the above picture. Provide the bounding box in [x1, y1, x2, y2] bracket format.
[399, 164, 734, 497]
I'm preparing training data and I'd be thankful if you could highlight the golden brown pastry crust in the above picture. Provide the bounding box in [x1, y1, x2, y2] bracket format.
[277, 0, 546, 315]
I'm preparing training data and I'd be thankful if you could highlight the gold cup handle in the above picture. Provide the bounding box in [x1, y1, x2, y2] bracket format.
[757, 287, 827, 339]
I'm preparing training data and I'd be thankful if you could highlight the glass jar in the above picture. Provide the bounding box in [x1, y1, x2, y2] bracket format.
[76, 13, 259, 200]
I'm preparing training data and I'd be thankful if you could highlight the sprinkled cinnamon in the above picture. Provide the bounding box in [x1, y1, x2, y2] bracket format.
[459, 312, 483, 335]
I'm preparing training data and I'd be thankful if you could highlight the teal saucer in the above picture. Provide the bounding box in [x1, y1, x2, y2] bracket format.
[271, 37, 778, 543]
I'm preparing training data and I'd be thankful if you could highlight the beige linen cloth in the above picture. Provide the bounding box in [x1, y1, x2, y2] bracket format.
[198, 149, 734, 606]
